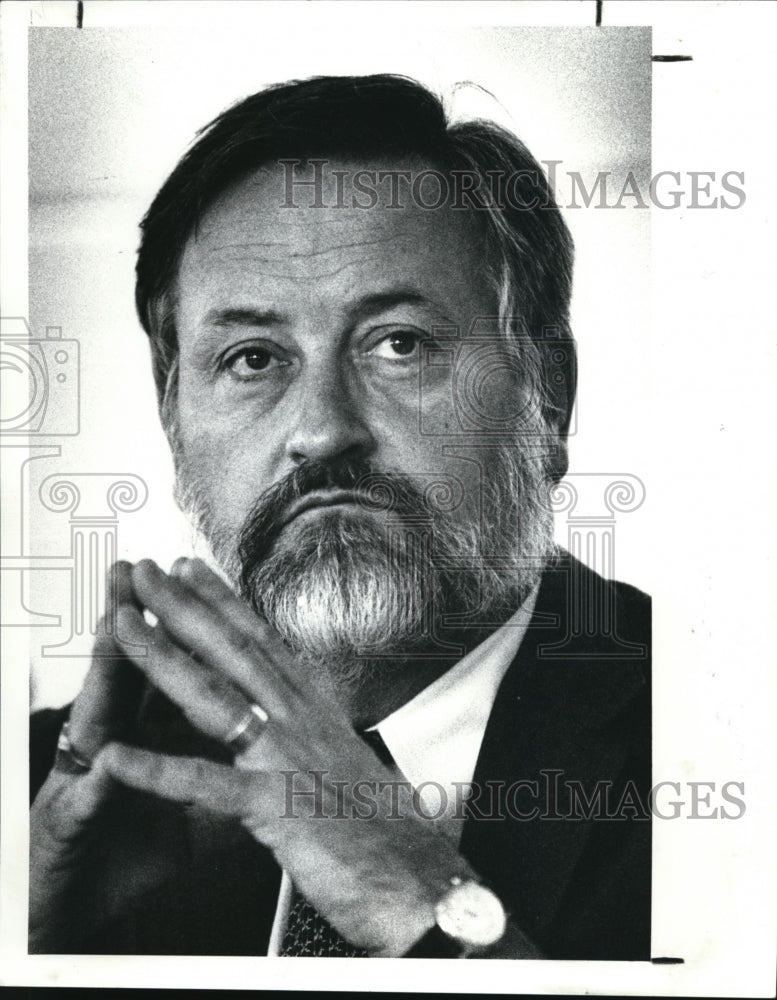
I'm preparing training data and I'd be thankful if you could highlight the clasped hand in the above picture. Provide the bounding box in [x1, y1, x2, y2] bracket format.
[29, 559, 470, 955]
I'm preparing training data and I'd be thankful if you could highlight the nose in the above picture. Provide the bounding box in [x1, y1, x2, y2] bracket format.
[284, 360, 376, 465]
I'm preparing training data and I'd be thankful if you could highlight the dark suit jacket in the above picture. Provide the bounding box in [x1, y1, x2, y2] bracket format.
[30, 552, 651, 959]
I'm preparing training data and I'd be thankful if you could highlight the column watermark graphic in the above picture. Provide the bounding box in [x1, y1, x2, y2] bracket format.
[543, 473, 647, 659]
[0, 317, 149, 659]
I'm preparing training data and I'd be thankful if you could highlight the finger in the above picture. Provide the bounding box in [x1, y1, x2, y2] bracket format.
[113, 604, 270, 744]
[130, 559, 288, 706]
[171, 557, 315, 701]
[174, 558, 327, 708]
[171, 557, 283, 648]
[98, 743, 260, 818]
[31, 754, 116, 834]
[67, 561, 147, 760]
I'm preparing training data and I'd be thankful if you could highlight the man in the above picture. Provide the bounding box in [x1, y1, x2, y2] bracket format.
[29, 75, 650, 960]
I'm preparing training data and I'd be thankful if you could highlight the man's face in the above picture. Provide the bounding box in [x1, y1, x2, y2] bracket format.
[171, 161, 554, 669]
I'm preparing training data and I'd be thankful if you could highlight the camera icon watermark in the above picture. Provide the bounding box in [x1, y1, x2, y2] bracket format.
[418, 317, 576, 440]
[0, 317, 79, 436]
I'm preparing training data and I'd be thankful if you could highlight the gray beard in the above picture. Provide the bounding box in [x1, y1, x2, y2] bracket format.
[170, 437, 555, 682]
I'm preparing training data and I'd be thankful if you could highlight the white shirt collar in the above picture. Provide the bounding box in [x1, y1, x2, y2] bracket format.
[267, 585, 539, 954]
[373, 584, 539, 827]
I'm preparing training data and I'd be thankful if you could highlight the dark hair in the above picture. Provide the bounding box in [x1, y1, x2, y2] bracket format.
[136, 74, 576, 438]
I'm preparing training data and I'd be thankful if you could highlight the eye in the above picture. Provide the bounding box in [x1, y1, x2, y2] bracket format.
[369, 330, 424, 361]
[222, 345, 288, 380]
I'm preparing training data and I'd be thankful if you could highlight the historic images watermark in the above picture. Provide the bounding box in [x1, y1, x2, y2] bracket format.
[279, 159, 746, 211]
[280, 769, 746, 822]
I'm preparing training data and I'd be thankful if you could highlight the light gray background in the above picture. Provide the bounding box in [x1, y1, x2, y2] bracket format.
[27, 25, 651, 708]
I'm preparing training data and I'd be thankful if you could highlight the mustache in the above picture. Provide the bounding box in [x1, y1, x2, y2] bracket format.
[236, 458, 456, 592]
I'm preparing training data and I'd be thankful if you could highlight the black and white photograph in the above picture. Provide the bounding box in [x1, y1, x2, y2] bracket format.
[0, 1, 775, 994]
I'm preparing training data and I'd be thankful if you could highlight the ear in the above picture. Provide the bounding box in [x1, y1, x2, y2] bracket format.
[545, 332, 576, 482]
[545, 420, 570, 484]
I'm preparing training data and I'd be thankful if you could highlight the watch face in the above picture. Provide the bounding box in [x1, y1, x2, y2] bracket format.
[435, 879, 507, 949]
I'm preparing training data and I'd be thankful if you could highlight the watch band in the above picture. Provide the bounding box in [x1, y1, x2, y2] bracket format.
[403, 876, 508, 959]
[404, 922, 471, 959]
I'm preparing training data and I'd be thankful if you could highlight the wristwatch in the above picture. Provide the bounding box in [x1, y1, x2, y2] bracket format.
[404, 876, 508, 958]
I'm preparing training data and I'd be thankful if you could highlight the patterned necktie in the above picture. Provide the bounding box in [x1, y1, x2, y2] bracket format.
[279, 729, 395, 957]
[279, 889, 369, 957]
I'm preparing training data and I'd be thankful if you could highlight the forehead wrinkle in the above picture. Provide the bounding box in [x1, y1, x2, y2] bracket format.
[202, 233, 407, 262]
[194, 194, 457, 253]
[178, 167, 495, 324]
[191, 260, 414, 285]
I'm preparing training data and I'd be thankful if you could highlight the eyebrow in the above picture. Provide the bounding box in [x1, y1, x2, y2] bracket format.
[203, 307, 285, 329]
[201, 288, 454, 331]
[350, 289, 447, 321]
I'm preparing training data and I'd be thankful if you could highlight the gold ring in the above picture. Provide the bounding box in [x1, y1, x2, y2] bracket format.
[53, 721, 93, 775]
[223, 703, 269, 754]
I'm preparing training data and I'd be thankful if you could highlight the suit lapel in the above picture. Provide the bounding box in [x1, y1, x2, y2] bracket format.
[460, 554, 650, 946]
